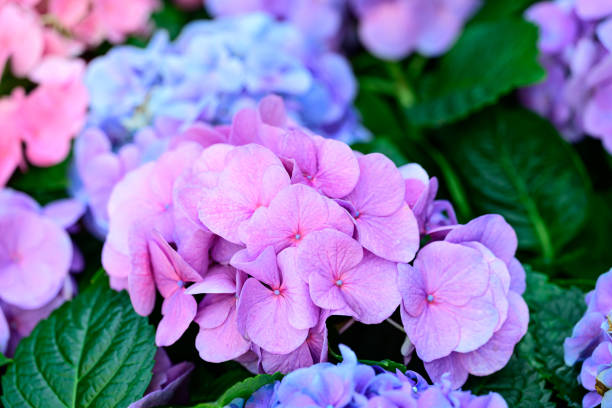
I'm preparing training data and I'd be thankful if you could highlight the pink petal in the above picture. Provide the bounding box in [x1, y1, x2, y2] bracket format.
[458, 292, 529, 376]
[195, 294, 235, 329]
[230, 246, 280, 288]
[195, 305, 250, 363]
[576, 0, 612, 19]
[310, 138, 360, 198]
[401, 302, 461, 362]
[242, 184, 353, 256]
[355, 204, 419, 263]
[298, 229, 363, 284]
[42, 199, 85, 229]
[278, 248, 320, 330]
[237, 278, 308, 354]
[198, 145, 290, 243]
[211, 238, 243, 264]
[451, 296, 501, 354]
[445, 214, 518, 264]
[344, 153, 405, 217]
[398, 263, 427, 318]
[339, 252, 400, 324]
[423, 354, 469, 391]
[187, 265, 236, 295]
[156, 290, 197, 346]
[228, 108, 261, 146]
[415, 242, 489, 306]
[258, 94, 287, 127]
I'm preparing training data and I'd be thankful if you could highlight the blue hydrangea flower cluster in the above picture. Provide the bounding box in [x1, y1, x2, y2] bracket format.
[71, 12, 367, 237]
[229, 345, 508, 408]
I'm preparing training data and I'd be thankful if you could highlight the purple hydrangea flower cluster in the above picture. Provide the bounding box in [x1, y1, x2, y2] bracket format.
[206, 0, 481, 61]
[521, 0, 612, 152]
[101, 95, 527, 382]
[399, 215, 529, 388]
[234, 345, 508, 408]
[0, 188, 84, 355]
[565, 269, 612, 408]
[72, 12, 366, 237]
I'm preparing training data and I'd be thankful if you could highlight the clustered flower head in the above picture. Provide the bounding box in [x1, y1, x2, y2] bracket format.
[399, 214, 529, 388]
[206, 0, 481, 61]
[522, 0, 612, 152]
[565, 269, 612, 408]
[0, 188, 84, 355]
[101, 95, 423, 373]
[229, 345, 508, 408]
[102, 95, 526, 382]
[0, 0, 159, 186]
[73, 13, 366, 236]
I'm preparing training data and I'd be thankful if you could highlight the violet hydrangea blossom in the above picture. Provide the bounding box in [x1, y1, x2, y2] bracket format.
[0, 188, 84, 355]
[102, 96, 419, 373]
[564, 268, 612, 408]
[521, 0, 612, 152]
[231, 345, 508, 407]
[399, 214, 529, 388]
[73, 12, 366, 236]
[206, 0, 481, 61]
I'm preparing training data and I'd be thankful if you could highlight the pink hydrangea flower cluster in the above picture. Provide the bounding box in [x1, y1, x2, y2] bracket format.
[521, 0, 612, 152]
[0, 0, 159, 185]
[0, 188, 84, 355]
[102, 96, 526, 380]
[399, 215, 529, 388]
[564, 269, 612, 408]
[0, 58, 88, 185]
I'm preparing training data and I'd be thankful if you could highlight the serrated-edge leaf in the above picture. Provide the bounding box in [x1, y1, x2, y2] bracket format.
[406, 18, 545, 127]
[1, 280, 156, 408]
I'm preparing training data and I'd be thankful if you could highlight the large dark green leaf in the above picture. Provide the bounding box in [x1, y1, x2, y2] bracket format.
[2, 280, 156, 408]
[406, 18, 544, 127]
[437, 108, 590, 262]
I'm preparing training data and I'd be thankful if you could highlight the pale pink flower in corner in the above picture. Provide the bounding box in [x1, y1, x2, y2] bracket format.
[0, 91, 24, 186]
[241, 184, 354, 257]
[21, 57, 88, 167]
[198, 144, 290, 244]
[0, 3, 44, 79]
[149, 231, 203, 346]
[342, 153, 420, 263]
[298, 229, 401, 324]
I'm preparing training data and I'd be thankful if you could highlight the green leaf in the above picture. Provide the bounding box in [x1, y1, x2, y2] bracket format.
[7, 156, 71, 205]
[0, 352, 12, 368]
[437, 108, 590, 262]
[189, 373, 283, 408]
[519, 269, 586, 407]
[2, 279, 156, 408]
[406, 18, 544, 127]
[472, 0, 537, 22]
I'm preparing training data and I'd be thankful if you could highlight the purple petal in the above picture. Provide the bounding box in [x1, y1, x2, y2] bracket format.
[355, 204, 419, 263]
[195, 304, 251, 363]
[187, 265, 236, 295]
[423, 354, 469, 391]
[576, 0, 612, 19]
[278, 248, 320, 330]
[42, 199, 85, 229]
[156, 290, 197, 346]
[230, 247, 280, 288]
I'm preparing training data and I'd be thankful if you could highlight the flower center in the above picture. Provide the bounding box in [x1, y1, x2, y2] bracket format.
[306, 175, 313, 180]
[294, 233, 301, 240]
[273, 289, 280, 295]
[426, 294, 434, 303]
[177, 280, 184, 288]
[353, 210, 361, 219]
[336, 279, 343, 287]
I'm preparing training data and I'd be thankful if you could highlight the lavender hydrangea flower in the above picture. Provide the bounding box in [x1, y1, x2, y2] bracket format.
[233, 345, 508, 407]
[72, 13, 366, 237]
[565, 269, 612, 408]
[0, 188, 84, 355]
[521, 0, 612, 152]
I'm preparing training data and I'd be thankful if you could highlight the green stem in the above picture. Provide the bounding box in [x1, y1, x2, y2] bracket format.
[385, 62, 415, 108]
